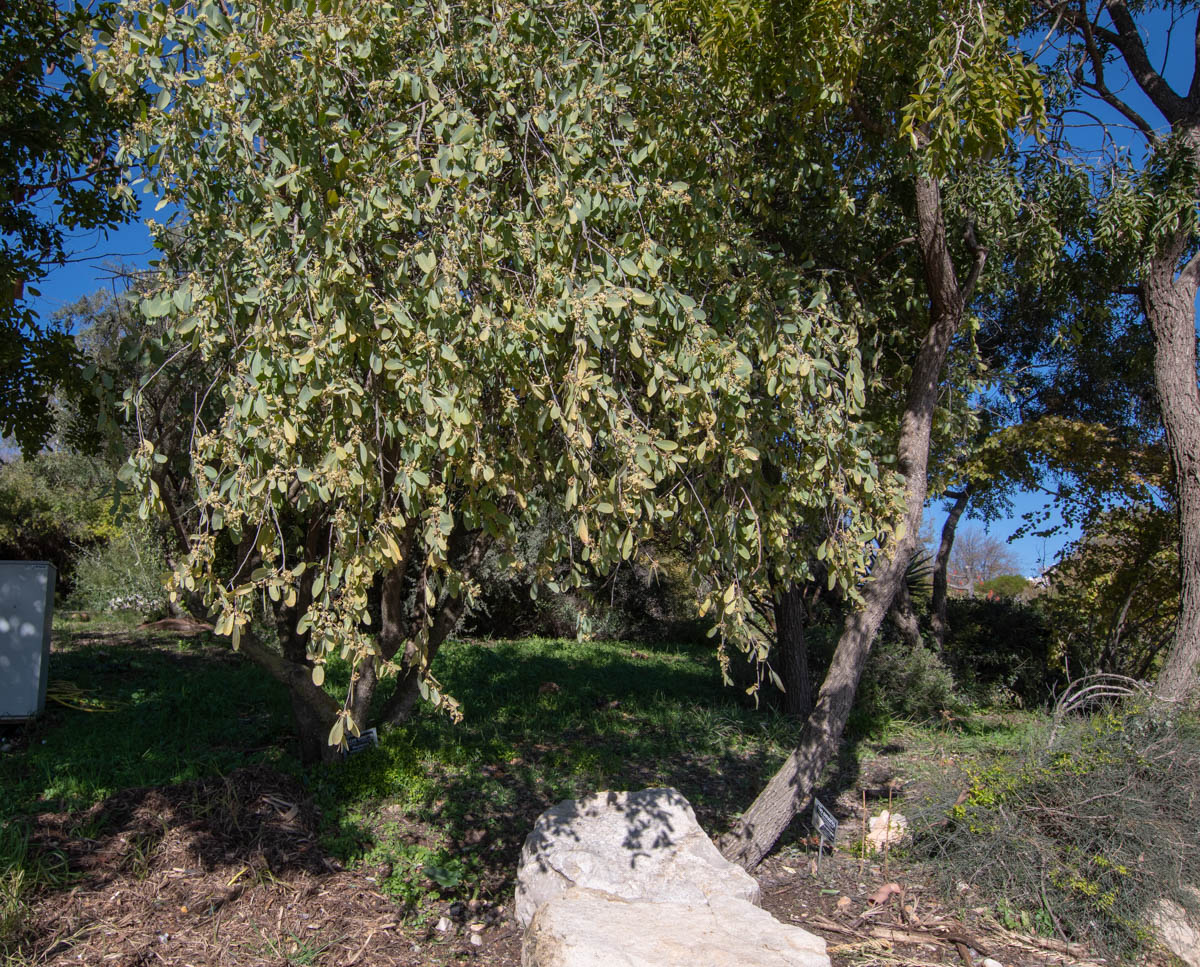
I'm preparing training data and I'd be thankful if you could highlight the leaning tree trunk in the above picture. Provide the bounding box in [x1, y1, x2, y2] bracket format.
[1145, 232, 1200, 706]
[930, 486, 970, 650]
[773, 582, 814, 718]
[720, 173, 985, 870]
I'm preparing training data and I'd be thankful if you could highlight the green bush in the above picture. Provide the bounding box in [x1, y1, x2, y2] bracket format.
[856, 634, 964, 723]
[68, 520, 171, 616]
[0, 452, 119, 591]
[976, 574, 1031, 598]
[942, 597, 1055, 706]
[917, 706, 1200, 961]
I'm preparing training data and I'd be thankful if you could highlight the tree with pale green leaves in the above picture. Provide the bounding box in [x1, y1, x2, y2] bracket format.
[92, 0, 896, 761]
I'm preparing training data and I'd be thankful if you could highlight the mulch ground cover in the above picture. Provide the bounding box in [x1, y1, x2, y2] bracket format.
[9, 762, 1135, 967]
[17, 766, 520, 967]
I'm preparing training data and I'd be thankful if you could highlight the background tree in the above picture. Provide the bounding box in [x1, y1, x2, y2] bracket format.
[1043, 505, 1179, 679]
[1, 0, 137, 455]
[0, 449, 117, 588]
[948, 524, 1022, 594]
[927, 414, 1168, 647]
[1031, 0, 1200, 705]
[671, 0, 1046, 868]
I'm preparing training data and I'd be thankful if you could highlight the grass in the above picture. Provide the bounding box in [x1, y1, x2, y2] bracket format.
[308, 635, 815, 913]
[2, 618, 1057, 936]
[0, 629, 294, 821]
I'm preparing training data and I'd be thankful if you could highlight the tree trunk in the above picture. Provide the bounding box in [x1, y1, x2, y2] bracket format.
[348, 657, 379, 731]
[378, 588, 471, 725]
[238, 633, 342, 762]
[377, 525, 490, 725]
[889, 581, 922, 652]
[719, 173, 983, 870]
[1144, 234, 1200, 706]
[290, 689, 342, 764]
[930, 487, 970, 649]
[773, 582, 813, 718]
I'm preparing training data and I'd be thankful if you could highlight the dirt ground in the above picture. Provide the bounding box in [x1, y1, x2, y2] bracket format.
[8, 761, 1138, 967]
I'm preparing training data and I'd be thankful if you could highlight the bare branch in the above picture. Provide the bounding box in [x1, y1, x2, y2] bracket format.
[1102, 0, 1188, 122]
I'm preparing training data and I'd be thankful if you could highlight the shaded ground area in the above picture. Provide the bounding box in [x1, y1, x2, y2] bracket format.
[10, 759, 1127, 967]
[2, 622, 1138, 966]
[18, 767, 521, 966]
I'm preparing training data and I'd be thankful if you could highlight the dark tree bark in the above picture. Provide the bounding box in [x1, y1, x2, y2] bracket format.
[889, 581, 923, 652]
[930, 486, 970, 650]
[773, 582, 813, 718]
[719, 173, 985, 870]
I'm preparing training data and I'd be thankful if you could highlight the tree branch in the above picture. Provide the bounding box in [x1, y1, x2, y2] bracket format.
[238, 634, 341, 719]
[959, 222, 989, 307]
[1176, 246, 1200, 289]
[1072, 0, 1161, 141]
[1102, 0, 1188, 122]
[1189, 11, 1200, 104]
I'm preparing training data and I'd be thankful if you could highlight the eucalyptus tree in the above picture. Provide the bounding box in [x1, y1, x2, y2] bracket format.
[670, 0, 1046, 868]
[92, 0, 893, 760]
[1029, 0, 1200, 704]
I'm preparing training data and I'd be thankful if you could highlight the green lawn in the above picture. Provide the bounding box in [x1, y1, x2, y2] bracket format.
[2, 620, 1045, 922]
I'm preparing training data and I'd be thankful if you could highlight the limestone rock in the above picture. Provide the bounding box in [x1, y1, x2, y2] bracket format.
[1150, 893, 1200, 967]
[865, 810, 909, 852]
[523, 888, 829, 967]
[515, 787, 759, 928]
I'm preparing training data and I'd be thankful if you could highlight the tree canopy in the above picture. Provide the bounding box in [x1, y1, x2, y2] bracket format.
[1, 1, 137, 455]
[92, 0, 897, 752]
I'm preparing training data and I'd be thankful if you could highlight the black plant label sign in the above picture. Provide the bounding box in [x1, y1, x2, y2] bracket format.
[813, 797, 838, 847]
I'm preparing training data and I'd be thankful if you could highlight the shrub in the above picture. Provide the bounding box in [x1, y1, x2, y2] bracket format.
[942, 597, 1055, 706]
[917, 705, 1200, 961]
[856, 634, 964, 723]
[976, 574, 1031, 598]
[0, 451, 118, 591]
[68, 520, 171, 616]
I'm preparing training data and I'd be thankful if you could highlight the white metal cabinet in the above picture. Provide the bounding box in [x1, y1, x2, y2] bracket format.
[0, 561, 56, 720]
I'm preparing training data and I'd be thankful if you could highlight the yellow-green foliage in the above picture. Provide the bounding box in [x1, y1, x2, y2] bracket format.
[925, 706, 1200, 959]
[93, 0, 903, 734]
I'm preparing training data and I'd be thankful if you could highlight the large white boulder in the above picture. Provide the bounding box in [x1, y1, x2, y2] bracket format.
[515, 787, 760, 928]
[522, 887, 829, 967]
